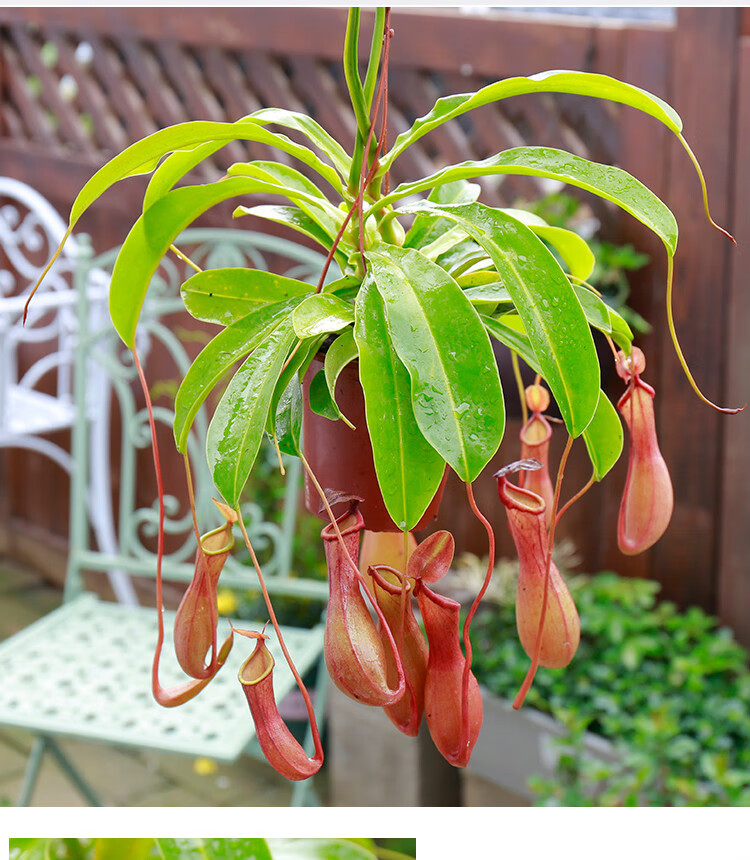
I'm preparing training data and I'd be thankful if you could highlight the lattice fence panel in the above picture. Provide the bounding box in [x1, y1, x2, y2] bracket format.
[1, 17, 621, 221]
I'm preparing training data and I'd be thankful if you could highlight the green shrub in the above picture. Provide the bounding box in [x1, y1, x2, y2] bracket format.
[469, 571, 750, 805]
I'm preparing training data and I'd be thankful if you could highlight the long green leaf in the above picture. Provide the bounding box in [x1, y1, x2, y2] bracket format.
[581, 390, 624, 481]
[227, 160, 345, 228]
[173, 298, 302, 452]
[235, 204, 348, 269]
[501, 208, 596, 282]
[156, 840, 272, 860]
[268, 333, 323, 434]
[381, 70, 682, 171]
[482, 313, 622, 478]
[247, 108, 352, 178]
[292, 294, 354, 338]
[143, 140, 227, 210]
[573, 285, 634, 350]
[404, 178, 482, 249]
[367, 244, 504, 482]
[403, 202, 599, 437]
[274, 373, 304, 457]
[109, 176, 301, 346]
[380, 147, 677, 254]
[266, 840, 376, 860]
[69, 120, 342, 231]
[324, 327, 359, 427]
[181, 267, 312, 326]
[354, 276, 446, 528]
[207, 317, 297, 507]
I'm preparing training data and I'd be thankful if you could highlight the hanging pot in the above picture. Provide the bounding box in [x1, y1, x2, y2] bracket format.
[302, 354, 447, 532]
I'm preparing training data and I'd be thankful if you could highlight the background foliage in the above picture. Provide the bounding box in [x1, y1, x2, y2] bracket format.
[469, 571, 750, 806]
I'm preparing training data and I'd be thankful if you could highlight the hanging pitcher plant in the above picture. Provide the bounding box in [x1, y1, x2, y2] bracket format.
[29, 8, 743, 778]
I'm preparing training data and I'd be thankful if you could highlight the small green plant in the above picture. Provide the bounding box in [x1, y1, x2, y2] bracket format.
[470, 571, 750, 806]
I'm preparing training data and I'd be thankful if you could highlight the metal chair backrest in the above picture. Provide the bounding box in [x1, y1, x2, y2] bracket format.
[65, 228, 331, 608]
[0, 177, 90, 462]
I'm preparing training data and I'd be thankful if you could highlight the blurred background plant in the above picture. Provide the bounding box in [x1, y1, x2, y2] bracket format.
[467, 567, 750, 806]
[518, 191, 652, 335]
[8, 839, 418, 860]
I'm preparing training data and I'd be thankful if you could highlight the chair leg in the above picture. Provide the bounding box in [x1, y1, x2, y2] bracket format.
[44, 737, 103, 806]
[17, 736, 47, 806]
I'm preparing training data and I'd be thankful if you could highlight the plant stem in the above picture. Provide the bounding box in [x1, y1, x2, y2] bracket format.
[556, 471, 595, 525]
[344, 8, 371, 141]
[363, 8, 387, 113]
[511, 350, 528, 426]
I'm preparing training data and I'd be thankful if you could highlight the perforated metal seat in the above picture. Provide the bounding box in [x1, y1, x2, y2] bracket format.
[0, 594, 324, 763]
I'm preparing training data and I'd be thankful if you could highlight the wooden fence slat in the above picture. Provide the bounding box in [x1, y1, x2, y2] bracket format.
[717, 38, 750, 647]
[652, 8, 739, 610]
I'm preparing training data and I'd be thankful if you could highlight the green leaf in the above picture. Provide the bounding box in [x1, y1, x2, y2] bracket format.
[173, 298, 301, 452]
[267, 334, 324, 437]
[382, 147, 677, 255]
[355, 276, 446, 528]
[109, 176, 290, 347]
[228, 161, 345, 237]
[235, 204, 348, 269]
[143, 140, 227, 210]
[482, 314, 621, 478]
[533, 224, 595, 282]
[463, 282, 512, 306]
[406, 203, 599, 437]
[292, 293, 354, 338]
[308, 369, 340, 421]
[582, 391, 624, 481]
[266, 840, 375, 860]
[405, 178, 481, 249]
[275, 373, 304, 457]
[206, 316, 297, 507]
[156, 840, 272, 860]
[573, 285, 634, 350]
[181, 267, 312, 326]
[94, 842, 153, 860]
[248, 108, 352, 179]
[382, 70, 682, 171]
[367, 245, 504, 483]
[69, 119, 342, 231]
[481, 312, 539, 370]
[324, 327, 358, 427]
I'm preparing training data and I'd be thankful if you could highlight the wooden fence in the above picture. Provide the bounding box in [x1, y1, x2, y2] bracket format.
[1, 8, 749, 642]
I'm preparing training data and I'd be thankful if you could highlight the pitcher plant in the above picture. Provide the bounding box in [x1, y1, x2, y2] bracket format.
[28, 7, 743, 777]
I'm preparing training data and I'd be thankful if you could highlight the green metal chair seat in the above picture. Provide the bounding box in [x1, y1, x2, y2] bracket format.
[0, 593, 324, 763]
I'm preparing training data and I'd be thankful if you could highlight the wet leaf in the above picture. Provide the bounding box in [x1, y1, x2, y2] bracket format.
[367, 244, 504, 483]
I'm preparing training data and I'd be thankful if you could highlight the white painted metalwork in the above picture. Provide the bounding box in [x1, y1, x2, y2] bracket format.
[0, 177, 137, 604]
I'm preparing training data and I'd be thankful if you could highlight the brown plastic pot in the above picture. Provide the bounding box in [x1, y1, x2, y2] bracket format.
[302, 354, 447, 532]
